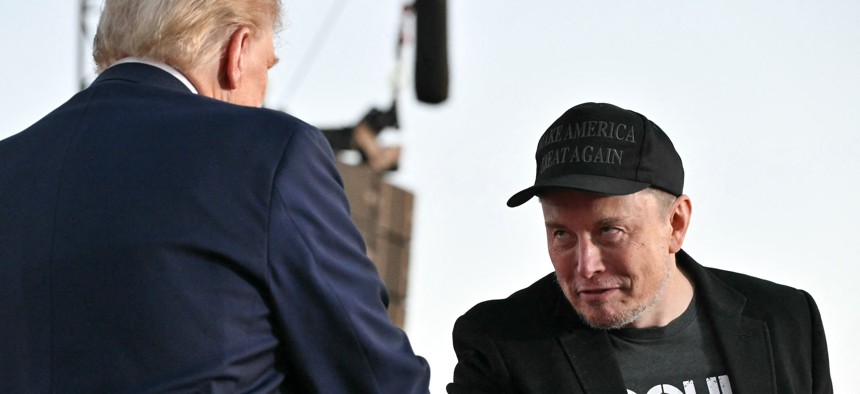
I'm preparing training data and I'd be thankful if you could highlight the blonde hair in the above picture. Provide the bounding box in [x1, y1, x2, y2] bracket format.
[93, 0, 281, 73]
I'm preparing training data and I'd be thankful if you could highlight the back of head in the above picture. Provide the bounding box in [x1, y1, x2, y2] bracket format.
[93, 0, 281, 74]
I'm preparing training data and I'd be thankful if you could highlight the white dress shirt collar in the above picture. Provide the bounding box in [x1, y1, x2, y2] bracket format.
[110, 57, 199, 94]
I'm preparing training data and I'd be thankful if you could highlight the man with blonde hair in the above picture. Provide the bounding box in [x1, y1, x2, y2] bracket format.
[0, 0, 430, 392]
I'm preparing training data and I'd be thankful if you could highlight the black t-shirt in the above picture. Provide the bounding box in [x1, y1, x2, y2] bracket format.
[609, 296, 734, 394]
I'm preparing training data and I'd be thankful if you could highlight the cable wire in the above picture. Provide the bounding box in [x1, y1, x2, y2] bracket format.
[270, 0, 349, 109]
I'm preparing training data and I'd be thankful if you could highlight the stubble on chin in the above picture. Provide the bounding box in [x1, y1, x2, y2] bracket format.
[554, 267, 672, 330]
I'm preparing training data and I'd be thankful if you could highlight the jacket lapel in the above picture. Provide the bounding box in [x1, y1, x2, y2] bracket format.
[552, 289, 627, 394]
[711, 315, 775, 393]
[678, 251, 776, 394]
[559, 331, 628, 394]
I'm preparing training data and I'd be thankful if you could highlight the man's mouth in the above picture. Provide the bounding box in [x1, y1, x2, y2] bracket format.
[576, 287, 619, 301]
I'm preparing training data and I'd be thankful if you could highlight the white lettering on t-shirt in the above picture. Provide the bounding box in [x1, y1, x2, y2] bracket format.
[626, 375, 733, 394]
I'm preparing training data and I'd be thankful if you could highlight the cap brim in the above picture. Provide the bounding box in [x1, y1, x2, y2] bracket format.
[506, 174, 651, 207]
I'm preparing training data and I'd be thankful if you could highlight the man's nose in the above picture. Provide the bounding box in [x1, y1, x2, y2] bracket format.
[576, 240, 605, 279]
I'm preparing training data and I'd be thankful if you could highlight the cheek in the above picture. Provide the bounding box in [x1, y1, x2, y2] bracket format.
[547, 245, 569, 267]
[550, 258, 571, 278]
[625, 250, 667, 289]
[549, 250, 580, 283]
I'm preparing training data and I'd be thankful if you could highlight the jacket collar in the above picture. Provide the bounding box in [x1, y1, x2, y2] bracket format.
[676, 250, 775, 394]
[550, 250, 775, 393]
[548, 277, 628, 393]
[91, 62, 195, 95]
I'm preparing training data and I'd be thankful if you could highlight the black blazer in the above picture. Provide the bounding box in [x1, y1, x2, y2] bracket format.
[0, 63, 429, 393]
[448, 250, 832, 393]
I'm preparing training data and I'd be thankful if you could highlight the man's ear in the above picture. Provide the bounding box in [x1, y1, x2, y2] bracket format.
[222, 26, 254, 90]
[668, 195, 692, 254]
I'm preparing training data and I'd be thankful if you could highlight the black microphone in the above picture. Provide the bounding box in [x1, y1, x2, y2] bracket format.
[414, 0, 449, 104]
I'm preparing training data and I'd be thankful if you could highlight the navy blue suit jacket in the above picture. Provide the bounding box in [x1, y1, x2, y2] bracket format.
[0, 63, 430, 393]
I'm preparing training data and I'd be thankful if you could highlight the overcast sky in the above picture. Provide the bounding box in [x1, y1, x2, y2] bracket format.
[2, 1, 858, 392]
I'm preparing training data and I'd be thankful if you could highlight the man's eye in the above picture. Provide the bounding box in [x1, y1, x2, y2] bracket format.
[553, 230, 568, 239]
[599, 227, 623, 241]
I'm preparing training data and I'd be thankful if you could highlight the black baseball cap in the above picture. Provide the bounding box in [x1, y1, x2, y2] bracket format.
[507, 102, 684, 207]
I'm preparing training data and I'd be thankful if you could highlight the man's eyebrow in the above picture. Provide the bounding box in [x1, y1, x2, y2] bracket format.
[270, 56, 280, 68]
[543, 220, 566, 228]
[543, 217, 631, 229]
[597, 217, 629, 227]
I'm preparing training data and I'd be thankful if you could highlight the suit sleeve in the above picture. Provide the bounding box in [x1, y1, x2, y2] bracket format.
[448, 313, 514, 394]
[802, 290, 833, 394]
[265, 126, 429, 393]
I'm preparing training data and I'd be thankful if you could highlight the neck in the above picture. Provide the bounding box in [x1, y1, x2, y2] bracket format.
[184, 63, 225, 101]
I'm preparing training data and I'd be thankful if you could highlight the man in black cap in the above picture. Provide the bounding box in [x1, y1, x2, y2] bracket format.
[447, 103, 832, 394]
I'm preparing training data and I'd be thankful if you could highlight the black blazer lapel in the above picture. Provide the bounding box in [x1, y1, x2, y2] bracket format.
[711, 315, 775, 394]
[678, 250, 776, 394]
[552, 290, 627, 394]
[559, 331, 628, 394]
